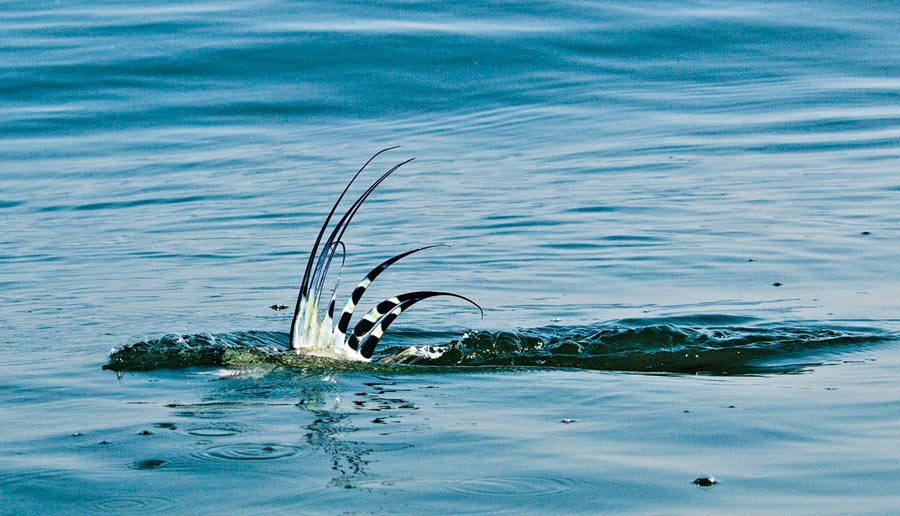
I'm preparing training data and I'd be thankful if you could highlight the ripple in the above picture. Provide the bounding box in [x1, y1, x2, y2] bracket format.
[449, 475, 577, 497]
[194, 443, 309, 462]
[184, 425, 243, 437]
[167, 402, 262, 420]
[232, 386, 273, 398]
[366, 442, 414, 452]
[172, 410, 234, 419]
[89, 496, 175, 514]
[0, 468, 67, 489]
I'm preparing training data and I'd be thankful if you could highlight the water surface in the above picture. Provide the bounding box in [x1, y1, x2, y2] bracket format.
[2, 1, 900, 514]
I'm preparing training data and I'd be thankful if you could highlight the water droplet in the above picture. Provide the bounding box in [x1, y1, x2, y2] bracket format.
[693, 476, 717, 487]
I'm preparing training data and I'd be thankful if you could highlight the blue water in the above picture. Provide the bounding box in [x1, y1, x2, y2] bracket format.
[3, 1, 900, 514]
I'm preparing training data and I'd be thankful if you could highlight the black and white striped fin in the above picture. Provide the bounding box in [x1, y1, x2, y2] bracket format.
[304, 158, 413, 322]
[325, 242, 346, 320]
[290, 147, 397, 346]
[335, 245, 445, 337]
[357, 301, 409, 359]
[347, 291, 484, 357]
[314, 240, 346, 307]
[295, 148, 395, 302]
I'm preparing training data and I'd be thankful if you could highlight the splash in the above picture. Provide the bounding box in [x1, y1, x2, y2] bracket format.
[105, 316, 898, 375]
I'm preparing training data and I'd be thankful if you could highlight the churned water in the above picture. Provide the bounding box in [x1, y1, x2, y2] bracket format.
[2, 1, 900, 514]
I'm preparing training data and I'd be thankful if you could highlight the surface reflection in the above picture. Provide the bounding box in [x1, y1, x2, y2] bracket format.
[192, 372, 422, 489]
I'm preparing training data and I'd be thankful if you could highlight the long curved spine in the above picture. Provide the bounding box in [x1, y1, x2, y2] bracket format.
[290, 147, 398, 346]
[307, 158, 414, 312]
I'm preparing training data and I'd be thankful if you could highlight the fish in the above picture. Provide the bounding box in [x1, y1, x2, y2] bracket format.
[288, 147, 483, 362]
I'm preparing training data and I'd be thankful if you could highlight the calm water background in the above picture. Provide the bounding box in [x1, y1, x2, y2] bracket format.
[2, 1, 900, 514]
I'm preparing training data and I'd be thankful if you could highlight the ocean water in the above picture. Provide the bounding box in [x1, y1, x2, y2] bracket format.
[2, 1, 900, 514]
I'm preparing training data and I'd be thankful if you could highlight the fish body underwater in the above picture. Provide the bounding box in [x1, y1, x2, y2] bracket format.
[288, 148, 482, 362]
